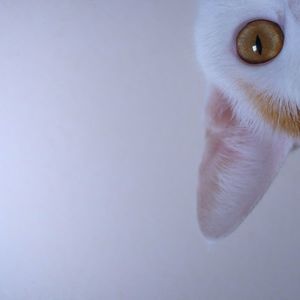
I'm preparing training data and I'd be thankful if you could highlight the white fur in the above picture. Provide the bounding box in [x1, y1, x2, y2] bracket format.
[195, 0, 300, 239]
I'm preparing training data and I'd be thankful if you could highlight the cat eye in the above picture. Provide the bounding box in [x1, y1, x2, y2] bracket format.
[236, 20, 284, 64]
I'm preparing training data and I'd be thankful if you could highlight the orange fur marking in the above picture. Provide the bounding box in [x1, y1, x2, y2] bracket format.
[241, 82, 300, 137]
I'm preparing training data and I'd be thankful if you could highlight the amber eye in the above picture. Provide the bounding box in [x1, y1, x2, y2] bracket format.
[236, 19, 284, 64]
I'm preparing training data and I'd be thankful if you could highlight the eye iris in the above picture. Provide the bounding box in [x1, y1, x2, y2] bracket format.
[236, 20, 284, 64]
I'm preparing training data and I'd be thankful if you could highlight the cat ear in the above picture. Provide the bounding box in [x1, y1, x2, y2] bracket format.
[198, 88, 293, 239]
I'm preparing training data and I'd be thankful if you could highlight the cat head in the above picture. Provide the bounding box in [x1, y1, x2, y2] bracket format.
[196, 0, 300, 135]
[195, 0, 299, 239]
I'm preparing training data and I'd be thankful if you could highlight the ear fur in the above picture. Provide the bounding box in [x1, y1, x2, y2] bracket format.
[198, 87, 293, 239]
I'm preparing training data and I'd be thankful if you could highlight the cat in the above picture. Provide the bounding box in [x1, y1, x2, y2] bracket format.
[195, 0, 300, 239]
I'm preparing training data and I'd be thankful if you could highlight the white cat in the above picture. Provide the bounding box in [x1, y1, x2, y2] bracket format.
[195, 0, 300, 239]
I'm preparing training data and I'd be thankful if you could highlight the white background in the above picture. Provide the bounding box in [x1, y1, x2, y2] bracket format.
[0, 1, 300, 299]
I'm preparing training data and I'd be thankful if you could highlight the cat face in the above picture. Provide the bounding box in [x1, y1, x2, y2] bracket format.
[196, 0, 300, 134]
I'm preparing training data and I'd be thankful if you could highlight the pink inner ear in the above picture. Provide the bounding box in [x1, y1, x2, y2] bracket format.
[198, 89, 292, 239]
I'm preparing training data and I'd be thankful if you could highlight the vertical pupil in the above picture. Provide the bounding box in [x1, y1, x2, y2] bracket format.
[254, 35, 263, 55]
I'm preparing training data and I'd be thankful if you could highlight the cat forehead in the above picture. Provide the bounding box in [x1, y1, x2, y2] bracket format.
[204, 0, 300, 18]
[208, 0, 283, 8]
[288, 0, 300, 20]
[201, 0, 290, 19]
